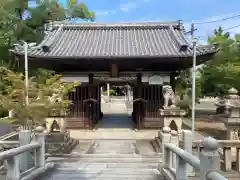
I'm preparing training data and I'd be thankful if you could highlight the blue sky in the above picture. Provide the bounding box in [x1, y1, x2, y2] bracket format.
[83, 0, 240, 40]
[28, 0, 240, 42]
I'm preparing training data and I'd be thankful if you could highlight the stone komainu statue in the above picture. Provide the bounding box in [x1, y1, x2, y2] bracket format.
[162, 85, 176, 108]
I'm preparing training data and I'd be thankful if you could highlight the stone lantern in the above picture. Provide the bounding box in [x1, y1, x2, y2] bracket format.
[215, 88, 240, 140]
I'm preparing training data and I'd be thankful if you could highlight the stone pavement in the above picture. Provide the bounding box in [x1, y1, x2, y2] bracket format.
[70, 100, 158, 140]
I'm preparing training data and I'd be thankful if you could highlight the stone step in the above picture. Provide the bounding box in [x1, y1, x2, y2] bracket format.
[56, 167, 161, 174]
[52, 158, 162, 163]
[47, 169, 163, 179]
[57, 162, 160, 169]
[53, 153, 162, 158]
[135, 139, 156, 154]
[46, 178, 162, 180]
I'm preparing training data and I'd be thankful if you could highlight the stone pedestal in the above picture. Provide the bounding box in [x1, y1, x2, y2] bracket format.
[160, 108, 186, 132]
[45, 130, 79, 154]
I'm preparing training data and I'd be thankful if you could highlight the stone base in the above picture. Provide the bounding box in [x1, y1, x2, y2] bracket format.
[159, 108, 186, 132]
[45, 131, 79, 154]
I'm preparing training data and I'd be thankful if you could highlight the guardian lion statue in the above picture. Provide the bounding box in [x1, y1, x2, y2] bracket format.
[162, 85, 176, 108]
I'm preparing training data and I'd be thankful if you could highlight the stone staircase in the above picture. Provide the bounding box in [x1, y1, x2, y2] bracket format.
[42, 153, 164, 180]
[38, 99, 165, 180]
[39, 139, 164, 180]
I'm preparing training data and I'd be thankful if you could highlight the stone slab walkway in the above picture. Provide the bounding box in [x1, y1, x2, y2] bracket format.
[69, 129, 159, 140]
[87, 140, 136, 154]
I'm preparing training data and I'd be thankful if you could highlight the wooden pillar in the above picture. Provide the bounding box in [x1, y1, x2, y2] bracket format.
[135, 73, 143, 129]
[97, 84, 101, 120]
[88, 74, 94, 98]
[136, 73, 142, 98]
[87, 74, 94, 129]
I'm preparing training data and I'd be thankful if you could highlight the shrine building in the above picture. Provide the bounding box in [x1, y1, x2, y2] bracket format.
[12, 21, 217, 130]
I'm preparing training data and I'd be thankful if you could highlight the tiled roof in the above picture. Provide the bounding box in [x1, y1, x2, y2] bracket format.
[13, 21, 217, 59]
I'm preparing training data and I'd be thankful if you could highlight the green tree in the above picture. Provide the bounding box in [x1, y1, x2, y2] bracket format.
[0, 0, 95, 67]
[175, 70, 202, 100]
[0, 0, 94, 113]
[199, 27, 240, 96]
[0, 67, 79, 129]
[175, 69, 202, 113]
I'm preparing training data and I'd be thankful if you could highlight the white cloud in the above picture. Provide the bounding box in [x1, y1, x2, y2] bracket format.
[119, 0, 152, 13]
[96, 0, 152, 17]
[120, 1, 138, 12]
[96, 10, 116, 16]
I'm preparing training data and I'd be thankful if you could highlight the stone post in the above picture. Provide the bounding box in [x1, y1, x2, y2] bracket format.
[159, 126, 171, 153]
[34, 126, 45, 167]
[170, 130, 178, 169]
[159, 126, 171, 170]
[19, 129, 31, 172]
[236, 148, 240, 172]
[182, 130, 194, 176]
[223, 146, 232, 171]
[6, 156, 20, 180]
[200, 137, 220, 180]
[176, 153, 188, 180]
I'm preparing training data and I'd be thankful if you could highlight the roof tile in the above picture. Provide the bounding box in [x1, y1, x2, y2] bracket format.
[13, 21, 217, 59]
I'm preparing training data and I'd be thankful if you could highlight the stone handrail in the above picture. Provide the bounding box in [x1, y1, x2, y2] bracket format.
[0, 131, 19, 141]
[0, 142, 40, 161]
[0, 140, 19, 145]
[191, 139, 240, 172]
[164, 143, 200, 169]
[1, 126, 54, 180]
[160, 127, 227, 180]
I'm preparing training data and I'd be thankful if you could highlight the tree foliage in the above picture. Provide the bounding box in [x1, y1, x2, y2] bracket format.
[0, 0, 95, 66]
[175, 70, 202, 100]
[199, 27, 240, 96]
[0, 0, 94, 124]
[0, 67, 79, 128]
[176, 26, 240, 98]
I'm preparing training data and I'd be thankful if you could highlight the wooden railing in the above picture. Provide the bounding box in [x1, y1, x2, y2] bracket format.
[0, 126, 54, 180]
[160, 127, 228, 180]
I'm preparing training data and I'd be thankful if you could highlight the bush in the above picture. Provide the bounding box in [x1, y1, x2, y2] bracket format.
[103, 89, 116, 96]
[0, 106, 8, 118]
[109, 89, 116, 96]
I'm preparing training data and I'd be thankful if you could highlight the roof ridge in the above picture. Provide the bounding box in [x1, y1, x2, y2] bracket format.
[168, 25, 188, 51]
[49, 21, 183, 30]
[52, 20, 181, 26]
[42, 24, 63, 52]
